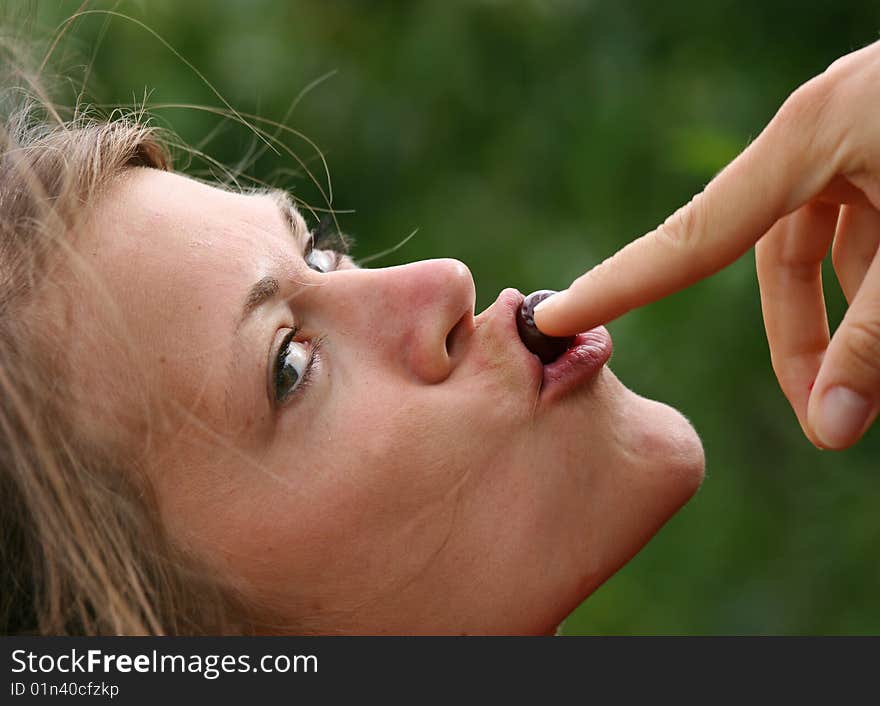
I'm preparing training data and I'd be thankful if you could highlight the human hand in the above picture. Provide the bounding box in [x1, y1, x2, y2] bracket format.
[534, 40, 880, 450]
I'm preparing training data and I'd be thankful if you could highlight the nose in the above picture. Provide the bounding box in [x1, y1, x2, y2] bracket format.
[323, 258, 476, 383]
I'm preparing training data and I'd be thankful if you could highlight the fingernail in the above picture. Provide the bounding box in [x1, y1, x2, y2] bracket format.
[533, 290, 565, 315]
[815, 386, 872, 449]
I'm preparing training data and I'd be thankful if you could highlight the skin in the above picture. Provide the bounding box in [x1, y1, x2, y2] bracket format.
[534, 39, 880, 452]
[60, 167, 704, 635]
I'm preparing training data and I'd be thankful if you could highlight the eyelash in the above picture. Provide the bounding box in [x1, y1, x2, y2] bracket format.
[271, 217, 348, 408]
[274, 328, 325, 406]
[309, 216, 352, 259]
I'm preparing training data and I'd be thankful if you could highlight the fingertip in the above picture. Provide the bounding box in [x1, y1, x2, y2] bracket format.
[808, 385, 874, 450]
[532, 289, 569, 335]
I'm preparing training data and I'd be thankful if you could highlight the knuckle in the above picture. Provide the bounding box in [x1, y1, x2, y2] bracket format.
[839, 318, 880, 377]
[656, 192, 705, 253]
[771, 44, 880, 174]
[825, 39, 880, 77]
[774, 74, 835, 133]
[823, 46, 880, 165]
[825, 52, 857, 77]
[770, 72, 848, 175]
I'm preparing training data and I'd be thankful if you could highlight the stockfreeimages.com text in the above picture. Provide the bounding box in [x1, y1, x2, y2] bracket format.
[11, 649, 317, 680]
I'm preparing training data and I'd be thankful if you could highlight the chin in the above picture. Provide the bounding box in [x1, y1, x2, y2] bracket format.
[583, 367, 706, 502]
[629, 392, 706, 504]
[555, 370, 706, 608]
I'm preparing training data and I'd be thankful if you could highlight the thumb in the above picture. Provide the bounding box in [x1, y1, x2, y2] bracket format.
[807, 248, 880, 449]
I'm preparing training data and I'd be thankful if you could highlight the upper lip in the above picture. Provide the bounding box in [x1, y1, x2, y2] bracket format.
[471, 287, 613, 406]
[472, 287, 545, 390]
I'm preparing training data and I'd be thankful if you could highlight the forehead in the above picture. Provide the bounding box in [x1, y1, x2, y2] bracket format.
[60, 168, 301, 453]
[86, 169, 311, 310]
[95, 168, 303, 251]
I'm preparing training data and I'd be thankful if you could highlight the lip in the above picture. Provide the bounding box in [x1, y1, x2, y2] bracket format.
[539, 326, 613, 404]
[485, 288, 612, 405]
[485, 288, 546, 391]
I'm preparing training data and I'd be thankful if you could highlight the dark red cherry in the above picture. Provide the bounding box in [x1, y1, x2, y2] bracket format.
[516, 290, 574, 364]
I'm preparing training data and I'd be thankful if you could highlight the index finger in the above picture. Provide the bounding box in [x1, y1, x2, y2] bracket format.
[534, 74, 842, 337]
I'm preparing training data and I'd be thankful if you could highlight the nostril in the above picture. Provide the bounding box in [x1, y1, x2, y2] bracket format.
[445, 312, 471, 360]
[445, 320, 458, 357]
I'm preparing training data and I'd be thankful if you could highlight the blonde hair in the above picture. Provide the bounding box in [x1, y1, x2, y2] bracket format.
[0, 50, 247, 634]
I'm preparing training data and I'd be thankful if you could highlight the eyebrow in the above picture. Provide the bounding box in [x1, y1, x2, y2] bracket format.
[241, 275, 281, 325]
[236, 190, 308, 330]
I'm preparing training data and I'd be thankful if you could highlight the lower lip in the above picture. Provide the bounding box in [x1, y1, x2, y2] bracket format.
[540, 327, 613, 402]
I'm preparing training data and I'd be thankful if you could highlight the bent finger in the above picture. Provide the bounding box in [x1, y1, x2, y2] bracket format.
[832, 203, 880, 303]
[756, 202, 838, 439]
[808, 247, 880, 449]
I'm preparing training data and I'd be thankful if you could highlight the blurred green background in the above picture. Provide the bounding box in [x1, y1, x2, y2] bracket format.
[23, 0, 880, 634]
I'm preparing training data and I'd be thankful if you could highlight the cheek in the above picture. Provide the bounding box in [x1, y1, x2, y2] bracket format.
[210, 390, 480, 606]
[314, 390, 477, 518]
[316, 363, 530, 508]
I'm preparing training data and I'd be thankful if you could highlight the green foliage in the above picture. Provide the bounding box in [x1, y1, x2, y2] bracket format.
[30, 0, 880, 634]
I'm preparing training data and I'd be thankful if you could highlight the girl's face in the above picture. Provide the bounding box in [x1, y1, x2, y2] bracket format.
[67, 168, 703, 634]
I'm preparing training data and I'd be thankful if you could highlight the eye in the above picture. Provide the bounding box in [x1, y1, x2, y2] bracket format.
[274, 329, 314, 404]
[305, 248, 337, 273]
[305, 217, 351, 273]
